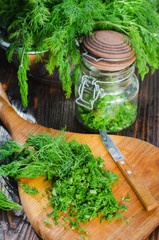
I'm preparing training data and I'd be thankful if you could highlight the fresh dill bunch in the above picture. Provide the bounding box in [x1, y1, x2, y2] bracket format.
[44, 0, 104, 98]
[0, 0, 159, 106]
[0, 0, 52, 107]
[95, 0, 159, 79]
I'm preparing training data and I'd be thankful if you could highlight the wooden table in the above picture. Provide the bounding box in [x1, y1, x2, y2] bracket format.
[0, 48, 158, 240]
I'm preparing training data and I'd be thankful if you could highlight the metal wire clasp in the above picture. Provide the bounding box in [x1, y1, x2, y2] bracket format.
[75, 75, 100, 110]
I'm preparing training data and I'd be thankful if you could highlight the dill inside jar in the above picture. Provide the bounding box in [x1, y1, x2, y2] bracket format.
[75, 30, 139, 133]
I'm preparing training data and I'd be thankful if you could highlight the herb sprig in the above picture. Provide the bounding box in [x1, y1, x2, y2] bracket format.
[0, 0, 158, 106]
[0, 189, 22, 211]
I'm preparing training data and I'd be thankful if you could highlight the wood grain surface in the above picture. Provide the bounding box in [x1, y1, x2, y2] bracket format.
[0, 47, 159, 240]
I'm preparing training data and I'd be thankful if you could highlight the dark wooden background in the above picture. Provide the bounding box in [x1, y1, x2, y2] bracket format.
[0, 48, 158, 240]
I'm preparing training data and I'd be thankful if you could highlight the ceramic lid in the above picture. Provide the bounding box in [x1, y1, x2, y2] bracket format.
[82, 30, 136, 71]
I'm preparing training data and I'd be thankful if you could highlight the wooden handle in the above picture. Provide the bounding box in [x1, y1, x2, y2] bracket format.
[0, 83, 12, 106]
[0, 83, 57, 144]
[117, 159, 158, 211]
[0, 83, 27, 138]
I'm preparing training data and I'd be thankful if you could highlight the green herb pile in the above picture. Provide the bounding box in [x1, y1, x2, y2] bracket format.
[0, 133, 127, 235]
[77, 95, 137, 132]
[0, 0, 159, 107]
[0, 189, 22, 211]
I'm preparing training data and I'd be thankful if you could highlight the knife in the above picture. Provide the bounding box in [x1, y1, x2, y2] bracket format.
[99, 130, 158, 211]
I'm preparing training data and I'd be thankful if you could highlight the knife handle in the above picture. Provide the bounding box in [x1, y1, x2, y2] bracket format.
[116, 159, 158, 211]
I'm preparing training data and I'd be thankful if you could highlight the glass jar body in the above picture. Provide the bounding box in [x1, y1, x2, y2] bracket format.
[75, 61, 139, 133]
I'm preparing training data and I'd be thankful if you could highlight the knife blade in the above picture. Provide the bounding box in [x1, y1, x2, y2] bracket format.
[99, 130, 158, 211]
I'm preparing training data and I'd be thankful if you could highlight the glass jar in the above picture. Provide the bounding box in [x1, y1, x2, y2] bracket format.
[75, 30, 139, 133]
[75, 52, 139, 133]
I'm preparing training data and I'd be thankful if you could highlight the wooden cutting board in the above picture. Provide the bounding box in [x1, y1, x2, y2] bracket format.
[0, 84, 159, 240]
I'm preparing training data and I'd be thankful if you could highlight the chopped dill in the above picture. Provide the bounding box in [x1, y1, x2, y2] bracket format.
[77, 96, 137, 132]
[121, 195, 131, 201]
[0, 133, 128, 235]
[43, 220, 50, 226]
[19, 182, 39, 195]
[125, 219, 130, 224]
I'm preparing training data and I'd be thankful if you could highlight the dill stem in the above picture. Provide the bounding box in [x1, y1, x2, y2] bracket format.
[95, 21, 129, 36]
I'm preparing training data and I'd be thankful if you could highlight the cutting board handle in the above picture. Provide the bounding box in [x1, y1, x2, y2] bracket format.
[0, 83, 12, 106]
[0, 83, 27, 138]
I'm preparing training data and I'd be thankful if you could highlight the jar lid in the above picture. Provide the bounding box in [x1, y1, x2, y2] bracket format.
[82, 30, 136, 71]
